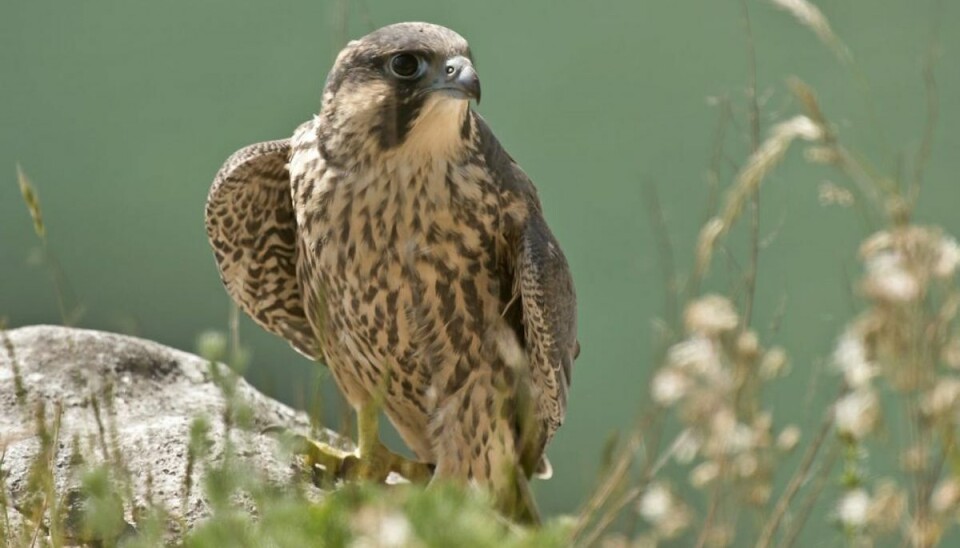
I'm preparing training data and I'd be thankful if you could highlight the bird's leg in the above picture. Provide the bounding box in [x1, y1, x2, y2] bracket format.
[265, 403, 432, 484]
[347, 401, 433, 483]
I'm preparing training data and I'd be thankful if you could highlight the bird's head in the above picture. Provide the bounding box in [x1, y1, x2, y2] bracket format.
[318, 22, 480, 159]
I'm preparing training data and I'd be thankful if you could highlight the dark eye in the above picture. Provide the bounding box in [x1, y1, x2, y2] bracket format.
[389, 53, 423, 79]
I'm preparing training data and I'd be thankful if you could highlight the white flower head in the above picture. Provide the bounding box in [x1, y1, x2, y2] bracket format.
[835, 389, 880, 440]
[672, 429, 701, 464]
[638, 483, 691, 539]
[931, 479, 960, 514]
[776, 425, 802, 452]
[934, 236, 960, 279]
[685, 294, 739, 336]
[709, 410, 754, 454]
[728, 423, 756, 454]
[689, 461, 720, 488]
[759, 346, 789, 380]
[859, 230, 892, 258]
[651, 368, 690, 406]
[818, 181, 854, 207]
[921, 378, 960, 419]
[863, 251, 920, 303]
[837, 489, 871, 528]
[638, 483, 674, 524]
[666, 336, 721, 377]
[832, 331, 877, 389]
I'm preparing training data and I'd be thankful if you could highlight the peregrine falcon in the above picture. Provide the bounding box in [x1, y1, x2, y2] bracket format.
[205, 22, 578, 521]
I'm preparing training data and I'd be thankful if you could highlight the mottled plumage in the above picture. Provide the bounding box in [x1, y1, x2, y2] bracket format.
[205, 22, 577, 514]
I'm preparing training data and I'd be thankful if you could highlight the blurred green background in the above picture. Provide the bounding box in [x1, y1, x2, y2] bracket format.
[2, 0, 958, 534]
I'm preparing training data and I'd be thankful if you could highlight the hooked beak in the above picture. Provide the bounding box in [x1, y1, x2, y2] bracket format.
[431, 55, 481, 104]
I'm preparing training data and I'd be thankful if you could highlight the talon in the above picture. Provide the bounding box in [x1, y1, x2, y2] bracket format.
[263, 420, 433, 485]
[263, 425, 355, 482]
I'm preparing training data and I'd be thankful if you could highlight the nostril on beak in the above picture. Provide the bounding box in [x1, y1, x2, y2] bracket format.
[444, 56, 481, 103]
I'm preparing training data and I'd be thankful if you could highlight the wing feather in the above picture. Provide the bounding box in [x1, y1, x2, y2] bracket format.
[475, 114, 578, 471]
[204, 140, 321, 360]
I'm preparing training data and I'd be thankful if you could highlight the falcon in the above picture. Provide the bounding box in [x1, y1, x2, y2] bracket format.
[205, 22, 578, 521]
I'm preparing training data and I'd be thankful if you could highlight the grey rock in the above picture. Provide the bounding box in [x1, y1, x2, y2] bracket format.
[0, 325, 333, 542]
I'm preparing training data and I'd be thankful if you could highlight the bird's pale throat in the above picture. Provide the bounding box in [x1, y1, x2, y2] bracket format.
[401, 96, 469, 152]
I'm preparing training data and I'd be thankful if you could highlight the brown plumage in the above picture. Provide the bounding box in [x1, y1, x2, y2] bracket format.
[205, 22, 578, 517]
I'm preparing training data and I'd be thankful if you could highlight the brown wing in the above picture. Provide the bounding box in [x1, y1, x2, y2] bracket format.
[515, 211, 578, 436]
[475, 114, 579, 474]
[205, 139, 321, 360]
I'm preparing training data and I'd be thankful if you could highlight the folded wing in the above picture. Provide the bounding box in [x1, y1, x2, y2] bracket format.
[205, 140, 321, 360]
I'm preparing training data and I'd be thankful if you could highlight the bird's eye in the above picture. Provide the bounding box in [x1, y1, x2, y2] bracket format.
[389, 53, 423, 79]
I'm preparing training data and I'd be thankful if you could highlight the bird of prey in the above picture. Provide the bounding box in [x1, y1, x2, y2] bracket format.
[205, 22, 577, 521]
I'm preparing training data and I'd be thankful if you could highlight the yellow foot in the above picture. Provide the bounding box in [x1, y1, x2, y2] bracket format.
[295, 434, 431, 484]
[264, 417, 432, 484]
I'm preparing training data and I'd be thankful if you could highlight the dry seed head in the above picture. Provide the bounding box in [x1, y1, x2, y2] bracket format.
[759, 347, 789, 380]
[834, 389, 879, 440]
[638, 483, 678, 527]
[719, 115, 823, 230]
[908, 518, 943, 548]
[920, 377, 960, 419]
[770, 0, 852, 63]
[868, 480, 906, 532]
[685, 294, 739, 336]
[650, 368, 690, 407]
[695, 217, 725, 279]
[673, 429, 701, 464]
[689, 461, 720, 488]
[16, 165, 46, 240]
[862, 251, 920, 303]
[736, 330, 760, 361]
[934, 236, 960, 279]
[859, 227, 956, 299]
[706, 410, 755, 455]
[776, 425, 801, 452]
[859, 230, 893, 258]
[666, 336, 722, 377]
[818, 181, 854, 207]
[832, 331, 877, 389]
[753, 411, 773, 437]
[750, 412, 774, 450]
[805, 146, 840, 165]
[775, 115, 823, 141]
[836, 488, 871, 528]
[680, 389, 727, 427]
[931, 479, 960, 514]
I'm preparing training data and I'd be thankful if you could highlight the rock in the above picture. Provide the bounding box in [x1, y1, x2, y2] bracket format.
[0, 325, 333, 542]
